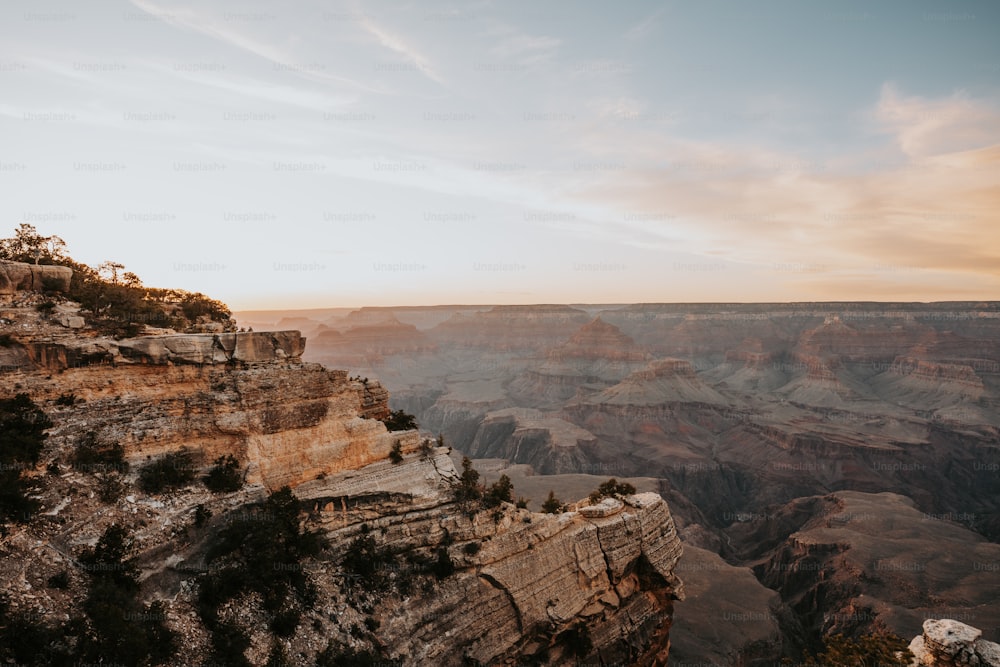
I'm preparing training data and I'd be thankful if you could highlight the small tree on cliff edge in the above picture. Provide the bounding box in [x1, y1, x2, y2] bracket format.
[381, 409, 418, 432]
[542, 490, 563, 514]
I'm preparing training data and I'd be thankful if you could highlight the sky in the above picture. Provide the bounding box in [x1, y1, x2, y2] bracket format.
[1, 0, 998, 309]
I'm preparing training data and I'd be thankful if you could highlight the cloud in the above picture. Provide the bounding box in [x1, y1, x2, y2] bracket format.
[128, 0, 385, 94]
[875, 83, 1000, 158]
[486, 25, 561, 65]
[358, 15, 445, 85]
[562, 86, 1000, 298]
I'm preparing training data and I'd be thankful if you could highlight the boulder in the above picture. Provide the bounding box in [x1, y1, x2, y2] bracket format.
[0, 260, 72, 294]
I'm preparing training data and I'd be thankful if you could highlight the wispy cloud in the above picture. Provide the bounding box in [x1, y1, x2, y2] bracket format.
[876, 83, 1000, 158]
[128, 0, 385, 94]
[358, 15, 446, 86]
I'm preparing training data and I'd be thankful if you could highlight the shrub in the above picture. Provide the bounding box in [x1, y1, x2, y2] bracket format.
[462, 542, 481, 556]
[802, 632, 913, 667]
[419, 438, 435, 459]
[199, 487, 324, 646]
[542, 491, 563, 514]
[138, 448, 196, 493]
[75, 525, 177, 665]
[381, 409, 418, 432]
[54, 392, 76, 406]
[452, 457, 482, 504]
[0, 394, 51, 527]
[203, 454, 243, 493]
[194, 503, 212, 528]
[270, 608, 301, 637]
[588, 478, 636, 504]
[483, 474, 514, 508]
[97, 474, 126, 504]
[47, 570, 70, 589]
[389, 440, 404, 464]
[72, 431, 127, 475]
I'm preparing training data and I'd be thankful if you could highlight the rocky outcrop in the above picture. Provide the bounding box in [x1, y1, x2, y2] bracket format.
[299, 467, 685, 666]
[3, 331, 306, 372]
[909, 619, 1000, 666]
[0, 259, 72, 294]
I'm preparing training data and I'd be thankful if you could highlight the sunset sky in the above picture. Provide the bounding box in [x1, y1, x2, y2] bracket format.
[2, 0, 998, 308]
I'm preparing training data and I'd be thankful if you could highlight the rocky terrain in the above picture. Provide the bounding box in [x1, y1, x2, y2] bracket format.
[0, 264, 686, 666]
[241, 301, 1000, 664]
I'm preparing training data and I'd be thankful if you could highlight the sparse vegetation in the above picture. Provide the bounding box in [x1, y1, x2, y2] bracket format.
[483, 474, 514, 508]
[75, 524, 178, 665]
[452, 456, 482, 505]
[381, 409, 418, 432]
[588, 478, 636, 504]
[72, 431, 127, 475]
[389, 439, 404, 464]
[419, 437, 435, 459]
[1, 223, 235, 337]
[54, 392, 77, 406]
[203, 454, 243, 493]
[797, 632, 913, 667]
[542, 490, 563, 514]
[47, 570, 70, 590]
[138, 448, 197, 493]
[97, 473, 126, 504]
[198, 487, 324, 658]
[0, 393, 51, 529]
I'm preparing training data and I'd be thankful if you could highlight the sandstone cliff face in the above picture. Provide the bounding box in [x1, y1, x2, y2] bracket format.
[0, 259, 72, 294]
[296, 462, 684, 665]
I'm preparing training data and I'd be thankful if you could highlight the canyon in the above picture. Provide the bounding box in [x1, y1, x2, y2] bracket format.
[0, 267, 684, 666]
[240, 301, 1000, 664]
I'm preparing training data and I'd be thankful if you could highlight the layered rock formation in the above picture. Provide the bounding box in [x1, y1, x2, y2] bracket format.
[0, 258, 72, 294]
[909, 619, 1000, 666]
[0, 292, 686, 666]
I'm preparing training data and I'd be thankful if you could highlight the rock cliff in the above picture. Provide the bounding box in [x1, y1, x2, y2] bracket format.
[0, 258, 72, 294]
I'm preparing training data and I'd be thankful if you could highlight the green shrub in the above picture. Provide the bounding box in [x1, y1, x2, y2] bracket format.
[72, 431, 127, 475]
[483, 474, 514, 508]
[97, 474, 126, 504]
[0, 394, 51, 527]
[199, 487, 324, 646]
[381, 409, 417, 432]
[588, 478, 636, 504]
[138, 448, 196, 493]
[801, 632, 913, 666]
[452, 457, 482, 504]
[46, 570, 70, 589]
[389, 440, 404, 464]
[54, 392, 76, 406]
[203, 454, 243, 493]
[542, 490, 563, 514]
